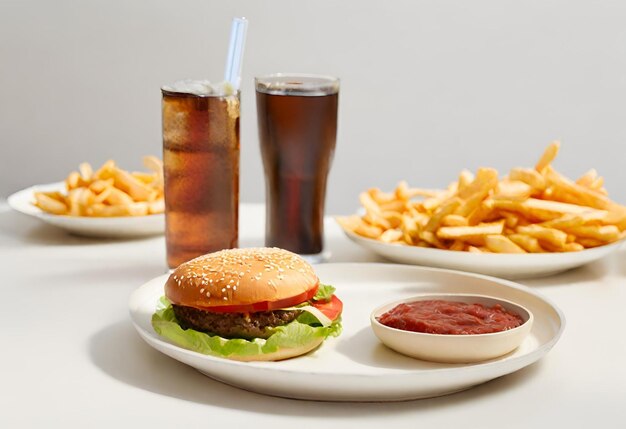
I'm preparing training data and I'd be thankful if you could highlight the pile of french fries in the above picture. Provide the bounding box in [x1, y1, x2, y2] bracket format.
[338, 142, 626, 253]
[33, 156, 164, 217]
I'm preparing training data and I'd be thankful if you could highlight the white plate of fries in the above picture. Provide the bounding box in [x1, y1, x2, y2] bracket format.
[8, 157, 165, 238]
[340, 229, 623, 279]
[337, 142, 626, 279]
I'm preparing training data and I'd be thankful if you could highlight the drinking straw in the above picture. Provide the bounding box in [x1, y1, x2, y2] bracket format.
[223, 17, 248, 90]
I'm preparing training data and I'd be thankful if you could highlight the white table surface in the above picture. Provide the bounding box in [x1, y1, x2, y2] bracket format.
[1, 202, 625, 428]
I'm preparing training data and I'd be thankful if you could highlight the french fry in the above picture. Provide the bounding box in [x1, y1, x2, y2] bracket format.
[93, 186, 113, 204]
[500, 211, 520, 228]
[103, 187, 134, 206]
[509, 167, 546, 191]
[67, 188, 85, 216]
[442, 214, 469, 227]
[132, 172, 157, 184]
[544, 166, 614, 211]
[535, 140, 560, 173]
[563, 225, 621, 242]
[65, 171, 86, 190]
[437, 221, 504, 240]
[485, 235, 527, 253]
[450, 240, 466, 251]
[493, 180, 533, 201]
[381, 210, 403, 228]
[539, 214, 586, 230]
[126, 202, 150, 216]
[563, 242, 585, 252]
[394, 181, 443, 200]
[34, 192, 68, 215]
[89, 179, 114, 194]
[79, 162, 93, 181]
[492, 198, 606, 222]
[457, 168, 499, 200]
[589, 177, 606, 193]
[457, 170, 474, 193]
[419, 230, 448, 249]
[143, 155, 164, 189]
[576, 169, 597, 187]
[380, 229, 403, 243]
[456, 191, 487, 217]
[516, 224, 568, 248]
[38, 191, 66, 204]
[94, 160, 116, 180]
[354, 220, 384, 239]
[335, 216, 361, 232]
[466, 201, 495, 225]
[425, 197, 462, 232]
[367, 188, 396, 204]
[363, 212, 391, 230]
[400, 214, 419, 237]
[608, 211, 626, 232]
[112, 167, 158, 202]
[508, 234, 544, 253]
[380, 200, 406, 213]
[575, 237, 606, 248]
[86, 203, 132, 217]
[360, 192, 382, 215]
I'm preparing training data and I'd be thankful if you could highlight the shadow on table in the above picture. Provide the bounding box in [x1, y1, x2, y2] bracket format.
[609, 247, 626, 278]
[522, 251, 617, 288]
[89, 320, 543, 415]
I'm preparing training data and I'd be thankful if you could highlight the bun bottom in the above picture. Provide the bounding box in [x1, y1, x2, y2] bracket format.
[222, 337, 325, 362]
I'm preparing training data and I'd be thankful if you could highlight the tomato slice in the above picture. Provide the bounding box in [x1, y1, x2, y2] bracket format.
[197, 286, 319, 313]
[311, 295, 343, 321]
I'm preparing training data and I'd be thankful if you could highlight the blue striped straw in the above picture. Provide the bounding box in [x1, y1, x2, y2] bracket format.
[223, 17, 248, 90]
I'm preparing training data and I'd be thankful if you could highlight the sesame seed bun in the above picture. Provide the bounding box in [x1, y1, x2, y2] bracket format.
[226, 337, 325, 362]
[165, 247, 319, 309]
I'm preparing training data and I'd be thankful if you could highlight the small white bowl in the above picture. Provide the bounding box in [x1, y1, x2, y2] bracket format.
[370, 294, 534, 364]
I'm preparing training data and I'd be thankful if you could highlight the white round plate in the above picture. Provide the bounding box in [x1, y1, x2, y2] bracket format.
[340, 228, 623, 279]
[129, 263, 565, 401]
[8, 183, 164, 238]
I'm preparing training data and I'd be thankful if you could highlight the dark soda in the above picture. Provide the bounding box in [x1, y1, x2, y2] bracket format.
[162, 87, 239, 268]
[256, 75, 339, 256]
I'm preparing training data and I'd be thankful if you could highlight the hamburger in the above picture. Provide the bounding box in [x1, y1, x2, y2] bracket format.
[152, 247, 343, 361]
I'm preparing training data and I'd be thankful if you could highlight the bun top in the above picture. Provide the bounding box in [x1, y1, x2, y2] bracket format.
[165, 248, 319, 309]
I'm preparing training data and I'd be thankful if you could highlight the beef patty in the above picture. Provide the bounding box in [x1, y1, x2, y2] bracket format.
[172, 304, 302, 340]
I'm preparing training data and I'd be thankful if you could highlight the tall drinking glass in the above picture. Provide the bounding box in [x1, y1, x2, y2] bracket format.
[162, 81, 240, 269]
[255, 74, 339, 262]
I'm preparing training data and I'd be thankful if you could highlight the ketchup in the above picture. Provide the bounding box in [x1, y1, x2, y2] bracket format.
[378, 300, 524, 335]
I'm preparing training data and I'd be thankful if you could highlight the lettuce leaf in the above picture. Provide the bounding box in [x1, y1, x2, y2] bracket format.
[313, 283, 335, 302]
[151, 297, 342, 359]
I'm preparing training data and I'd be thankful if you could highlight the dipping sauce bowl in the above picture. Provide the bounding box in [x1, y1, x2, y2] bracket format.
[370, 294, 534, 363]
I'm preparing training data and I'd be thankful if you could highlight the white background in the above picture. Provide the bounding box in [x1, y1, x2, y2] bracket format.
[1, 0, 625, 213]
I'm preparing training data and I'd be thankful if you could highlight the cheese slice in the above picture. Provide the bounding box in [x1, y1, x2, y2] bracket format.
[281, 305, 332, 327]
